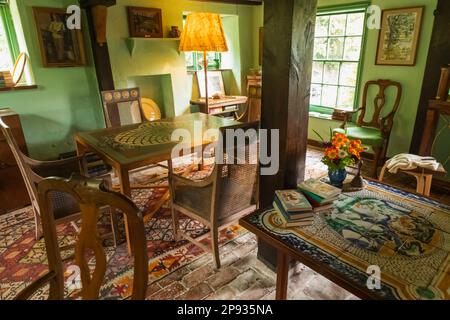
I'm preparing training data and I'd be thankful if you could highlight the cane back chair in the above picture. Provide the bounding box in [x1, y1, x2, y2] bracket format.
[333, 79, 402, 178]
[14, 175, 148, 300]
[169, 121, 259, 268]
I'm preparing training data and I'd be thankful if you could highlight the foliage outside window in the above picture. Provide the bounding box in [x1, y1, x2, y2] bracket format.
[0, 1, 19, 72]
[185, 51, 222, 71]
[310, 7, 366, 113]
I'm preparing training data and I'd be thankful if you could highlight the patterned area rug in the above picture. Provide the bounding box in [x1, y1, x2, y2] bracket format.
[0, 163, 247, 300]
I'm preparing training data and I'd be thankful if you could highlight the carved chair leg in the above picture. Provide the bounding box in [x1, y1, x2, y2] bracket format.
[109, 207, 120, 247]
[171, 207, 180, 242]
[372, 146, 382, 178]
[211, 226, 221, 269]
[33, 205, 42, 240]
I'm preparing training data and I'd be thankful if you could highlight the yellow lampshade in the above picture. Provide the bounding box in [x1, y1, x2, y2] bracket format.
[179, 13, 228, 52]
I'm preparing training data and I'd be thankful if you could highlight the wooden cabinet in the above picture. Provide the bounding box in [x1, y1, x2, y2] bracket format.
[0, 108, 30, 214]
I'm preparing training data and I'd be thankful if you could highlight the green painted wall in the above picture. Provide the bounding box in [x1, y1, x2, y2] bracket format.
[107, 0, 261, 116]
[306, 0, 437, 158]
[1, 0, 262, 159]
[0, 0, 103, 160]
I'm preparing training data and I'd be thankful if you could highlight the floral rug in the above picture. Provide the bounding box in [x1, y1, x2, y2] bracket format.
[0, 164, 247, 300]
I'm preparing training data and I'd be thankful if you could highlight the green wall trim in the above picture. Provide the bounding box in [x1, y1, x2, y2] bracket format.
[317, 1, 370, 14]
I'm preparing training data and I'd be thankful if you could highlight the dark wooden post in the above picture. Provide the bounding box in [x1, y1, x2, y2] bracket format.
[410, 0, 450, 154]
[258, 0, 317, 268]
[80, 0, 116, 91]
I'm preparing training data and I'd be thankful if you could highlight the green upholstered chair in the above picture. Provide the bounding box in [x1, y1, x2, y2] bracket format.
[333, 79, 402, 178]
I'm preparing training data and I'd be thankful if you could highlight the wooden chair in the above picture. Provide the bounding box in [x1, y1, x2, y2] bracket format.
[169, 122, 259, 268]
[14, 175, 148, 300]
[101, 87, 144, 128]
[236, 83, 262, 122]
[100, 87, 169, 189]
[0, 118, 119, 244]
[333, 79, 402, 178]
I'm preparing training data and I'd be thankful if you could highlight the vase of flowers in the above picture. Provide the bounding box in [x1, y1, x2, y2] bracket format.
[316, 131, 364, 187]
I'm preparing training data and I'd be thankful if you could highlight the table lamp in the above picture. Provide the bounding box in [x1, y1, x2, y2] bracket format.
[179, 12, 228, 113]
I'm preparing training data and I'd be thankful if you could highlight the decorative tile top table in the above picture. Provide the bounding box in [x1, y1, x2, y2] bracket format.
[240, 179, 450, 300]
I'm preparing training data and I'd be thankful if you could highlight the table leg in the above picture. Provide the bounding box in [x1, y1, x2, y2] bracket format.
[117, 167, 133, 255]
[75, 139, 89, 175]
[275, 251, 289, 300]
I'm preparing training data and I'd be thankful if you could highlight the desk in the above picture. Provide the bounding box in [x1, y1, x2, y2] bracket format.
[75, 113, 239, 252]
[240, 178, 450, 300]
[190, 96, 248, 117]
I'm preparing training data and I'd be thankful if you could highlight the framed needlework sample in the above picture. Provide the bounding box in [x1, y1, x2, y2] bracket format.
[375, 6, 424, 66]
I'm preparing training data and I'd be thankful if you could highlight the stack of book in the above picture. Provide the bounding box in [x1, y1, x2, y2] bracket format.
[85, 153, 110, 176]
[0, 71, 13, 88]
[297, 178, 341, 210]
[273, 190, 315, 227]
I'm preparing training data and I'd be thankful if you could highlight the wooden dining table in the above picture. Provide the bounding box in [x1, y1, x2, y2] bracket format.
[75, 113, 240, 253]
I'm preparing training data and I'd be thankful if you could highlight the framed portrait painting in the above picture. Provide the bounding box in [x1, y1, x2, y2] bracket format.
[33, 7, 86, 67]
[127, 7, 163, 38]
[375, 6, 424, 66]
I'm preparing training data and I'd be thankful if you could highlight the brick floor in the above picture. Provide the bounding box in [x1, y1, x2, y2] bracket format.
[145, 147, 449, 300]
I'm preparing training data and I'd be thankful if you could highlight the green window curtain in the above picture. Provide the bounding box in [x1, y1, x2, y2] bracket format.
[0, 1, 20, 62]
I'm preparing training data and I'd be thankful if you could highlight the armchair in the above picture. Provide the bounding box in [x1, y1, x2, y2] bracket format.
[169, 122, 259, 268]
[333, 79, 402, 178]
[0, 119, 119, 244]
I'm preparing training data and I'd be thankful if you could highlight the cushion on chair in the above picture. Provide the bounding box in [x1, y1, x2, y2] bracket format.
[333, 126, 384, 147]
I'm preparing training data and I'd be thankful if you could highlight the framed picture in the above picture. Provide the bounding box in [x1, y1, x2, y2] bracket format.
[375, 6, 424, 66]
[33, 7, 86, 67]
[127, 6, 163, 38]
[196, 71, 225, 98]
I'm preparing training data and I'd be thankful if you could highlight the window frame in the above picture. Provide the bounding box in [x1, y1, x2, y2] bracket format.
[310, 2, 370, 116]
[0, 1, 20, 69]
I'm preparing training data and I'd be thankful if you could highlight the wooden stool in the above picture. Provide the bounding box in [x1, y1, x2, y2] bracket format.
[379, 164, 446, 197]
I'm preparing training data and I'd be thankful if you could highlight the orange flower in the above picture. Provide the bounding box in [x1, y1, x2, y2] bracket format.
[350, 139, 362, 148]
[332, 133, 348, 148]
[325, 147, 339, 159]
[348, 147, 361, 159]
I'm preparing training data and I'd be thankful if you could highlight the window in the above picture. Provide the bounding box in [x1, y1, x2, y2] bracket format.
[185, 51, 222, 71]
[0, 1, 19, 71]
[310, 6, 367, 113]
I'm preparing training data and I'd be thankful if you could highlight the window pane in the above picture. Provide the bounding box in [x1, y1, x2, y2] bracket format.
[346, 12, 365, 36]
[0, 16, 13, 71]
[339, 62, 358, 86]
[312, 61, 323, 83]
[185, 52, 194, 68]
[313, 38, 327, 59]
[344, 36, 362, 60]
[323, 62, 339, 85]
[329, 14, 346, 36]
[315, 16, 329, 37]
[327, 37, 344, 60]
[321, 85, 338, 108]
[310, 84, 322, 105]
[337, 87, 356, 110]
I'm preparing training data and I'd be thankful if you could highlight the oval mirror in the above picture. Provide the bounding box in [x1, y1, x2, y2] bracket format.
[12, 52, 27, 86]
